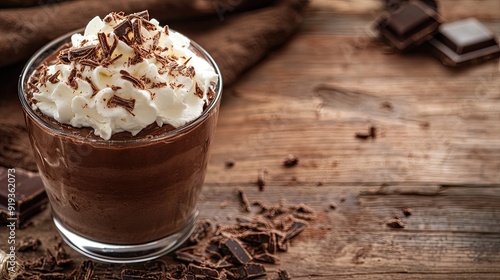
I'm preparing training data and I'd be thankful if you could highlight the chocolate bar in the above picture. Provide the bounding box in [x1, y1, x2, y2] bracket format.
[0, 166, 48, 226]
[377, 1, 441, 50]
[429, 18, 500, 66]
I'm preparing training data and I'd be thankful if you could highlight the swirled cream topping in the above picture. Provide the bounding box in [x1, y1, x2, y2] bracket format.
[29, 11, 218, 140]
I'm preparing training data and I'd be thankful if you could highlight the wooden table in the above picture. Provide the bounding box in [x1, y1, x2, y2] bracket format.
[2, 0, 500, 279]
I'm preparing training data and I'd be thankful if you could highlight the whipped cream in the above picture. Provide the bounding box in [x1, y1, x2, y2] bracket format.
[30, 11, 218, 140]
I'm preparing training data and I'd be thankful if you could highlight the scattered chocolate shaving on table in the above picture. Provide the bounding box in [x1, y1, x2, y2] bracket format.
[355, 126, 377, 140]
[18, 236, 42, 252]
[386, 218, 405, 229]
[283, 154, 299, 167]
[237, 188, 251, 212]
[256, 169, 268, 191]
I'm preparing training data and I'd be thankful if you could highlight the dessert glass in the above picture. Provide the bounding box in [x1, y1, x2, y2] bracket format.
[18, 29, 222, 263]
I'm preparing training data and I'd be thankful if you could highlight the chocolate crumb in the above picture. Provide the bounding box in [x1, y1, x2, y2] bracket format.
[403, 208, 413, 217]
[225, 159, 235, 168]
[329, 203, 337, 210]
[278, 269, 291, 280]
[283, 154, 299, 167]
[386, 218, 405, 228]
[257, 169, 268, 191]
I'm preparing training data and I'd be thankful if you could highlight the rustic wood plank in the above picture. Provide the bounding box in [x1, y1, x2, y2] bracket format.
[13, 183, 500, 278]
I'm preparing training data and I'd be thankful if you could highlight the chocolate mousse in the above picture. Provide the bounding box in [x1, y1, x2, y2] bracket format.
[20, 10, 221, 249]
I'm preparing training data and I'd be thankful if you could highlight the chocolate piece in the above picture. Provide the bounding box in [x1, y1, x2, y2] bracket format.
[378, 1, 441, 50]
[386, 218, 405, 228]
[188, 264, 219, 278]
[0, 167, 48, 226]
[114, 19, 133, 42]
[355, 132, 370, 140]
[429, 18, 500, 66]
[283, 154, 299, 167]
[18, 236, 41, 252]
[369, 126, 377, 139]
[233, 264, 266, 279]
[221, 239, 253, 264]
[237, 188, 251, 212]
[120, 70, 145, 90]
[55, 243, 73, 266]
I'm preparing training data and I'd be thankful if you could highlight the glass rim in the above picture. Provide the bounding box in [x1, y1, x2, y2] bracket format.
[18, 28, 223, 145]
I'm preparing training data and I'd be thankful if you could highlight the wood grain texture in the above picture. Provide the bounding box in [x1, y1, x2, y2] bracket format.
[1, 0, 500, 279]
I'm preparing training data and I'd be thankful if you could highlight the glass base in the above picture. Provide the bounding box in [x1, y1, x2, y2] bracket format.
[53, 213, 197, 263]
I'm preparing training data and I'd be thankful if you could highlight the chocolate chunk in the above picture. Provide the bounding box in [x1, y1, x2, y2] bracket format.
[256, 169, 268, 191]
[283, 154, 299, 167]
[386, 218, 405, 228]
[221, 239, 252, 264]
[237, 188, 251, 212]
[429, 18, 500, 66]
[114, 19, 133, 42]
[18, 236, 41, 252]
[377, 1, 441, 50]
[0, 167, 48, 226]
[233, 264, 266, 279]
[187, 264, 219, 278]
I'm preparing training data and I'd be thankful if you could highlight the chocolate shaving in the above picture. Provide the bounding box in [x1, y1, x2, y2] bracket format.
[85, 77, 99, 97]
[152, 32, 161, 51]
[120, 70, 145, 90]
[67, 68, 78, 89]
[188, 264, 219, 278]
[98, 32, 110, 57]
[237, 188, 251, 212]
[47, 70, 61, 84]
[132, 18, 143, 44]
[109, 34, 119, 56]
[79, 59, 99, 68]
[18, 236, 42, 252]
[194, 83, 204, 98]
[132, 10, 149, 20]
[257, 169, 268, 191]
[107, 94, 136, 116]
[164, 25, 170, 35]
[68, 45, 97, 61]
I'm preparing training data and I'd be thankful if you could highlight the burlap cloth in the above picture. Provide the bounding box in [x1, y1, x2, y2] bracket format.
[0, 0, 309, 170]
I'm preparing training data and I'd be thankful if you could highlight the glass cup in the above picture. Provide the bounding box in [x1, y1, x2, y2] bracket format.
[18, 29, 222, 263]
